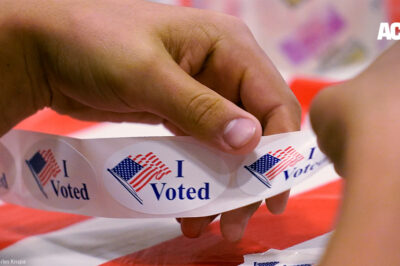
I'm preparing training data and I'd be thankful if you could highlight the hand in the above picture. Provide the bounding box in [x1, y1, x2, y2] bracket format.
[0, 0, 300, 241]
[310, 42, 400, 265]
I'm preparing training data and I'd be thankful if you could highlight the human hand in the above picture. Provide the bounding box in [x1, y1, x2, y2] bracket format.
[0, 0, 300, 241]
[310, 42, 400, 265]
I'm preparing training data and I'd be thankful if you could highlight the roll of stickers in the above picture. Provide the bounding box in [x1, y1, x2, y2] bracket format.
[0, 129, 329, 218]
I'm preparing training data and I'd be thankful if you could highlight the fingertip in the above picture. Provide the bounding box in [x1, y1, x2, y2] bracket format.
[220, 202, 261, 242]
[180, 216, 217, 238]
[180, 218, 205, 238]
[266, 190, 290, 214]
[221, 117, 262, 154]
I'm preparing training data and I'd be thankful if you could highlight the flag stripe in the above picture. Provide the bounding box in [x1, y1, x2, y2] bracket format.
[155, 170, 172, 180]
[266, 160, 292, 179]
[132, 167, 158, 189]
[39, 155, 61, 185]
[264, 147, 304, 179]
[41, 150, 51, 162]
[132, 154, 142, 161]
[265, 149, 296, 178]
[39, 157, 58, 184]
[137, 153, 153, 164]
[135, 171, 160, 192]
[35, 150, 61, 186]
[266, 156, 301, 179]
[265, 149, 297, 178]
[42, 167, 61, 186]
[129, 166, 152, 185]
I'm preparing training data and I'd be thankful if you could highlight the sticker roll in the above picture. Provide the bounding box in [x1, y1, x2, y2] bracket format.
[0, 129, 329, 218]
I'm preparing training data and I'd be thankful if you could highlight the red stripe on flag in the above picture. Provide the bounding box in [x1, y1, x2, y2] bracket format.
[40, 155, 61, 186]
[266, 154, 300, 179]
[41, 166, 61, 186]
[137, 153, 153, 164]
[129, 167, 152, 185]
[266, 148, 304, 179]
[266, 149, 297, 178]
[156, 170, 171, 180]
[132, 168, 157, 189]
[132, 154, 143, 161]
[40, 157, 57, 183]
[135, 170, 160, 192]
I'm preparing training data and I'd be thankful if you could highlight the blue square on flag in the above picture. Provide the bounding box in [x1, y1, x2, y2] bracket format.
[249, 154, 281, 175]
[112, 158, 143, 181]
[28, 152, 46, 175]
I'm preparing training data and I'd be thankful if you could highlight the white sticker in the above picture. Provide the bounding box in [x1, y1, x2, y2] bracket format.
[0, 143, 15, 196]
[22, 139, 97, 210]
[103, 140, 230, 215]
[0, 129, 329, 218]
[237, 132, 327, 196]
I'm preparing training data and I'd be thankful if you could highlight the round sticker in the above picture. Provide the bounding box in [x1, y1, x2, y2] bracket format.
[103, 140, 229, 215]
[236, 132, 318, 196]
[22, 139, 97, 210]
[0, 143, 15, 196]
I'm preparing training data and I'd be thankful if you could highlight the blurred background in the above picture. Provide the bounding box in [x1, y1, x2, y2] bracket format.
[154, 0, 397, 80]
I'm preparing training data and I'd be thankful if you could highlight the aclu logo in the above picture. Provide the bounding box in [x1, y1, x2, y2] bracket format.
[26, 149, 89, 200]
[108, 152, 210, 205]
[377, 22, 400, 40]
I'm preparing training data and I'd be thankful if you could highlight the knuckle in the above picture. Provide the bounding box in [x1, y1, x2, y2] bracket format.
[185, 92, 223, 130]
[218, 15, 255, 48]
[225, 15, 249, 32]
[212, 13, 251, 35]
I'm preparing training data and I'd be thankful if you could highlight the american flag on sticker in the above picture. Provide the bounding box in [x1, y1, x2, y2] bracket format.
[244, 146, 304, 188]
[107, 152, 171, 205]
[26, 149, 61, 198]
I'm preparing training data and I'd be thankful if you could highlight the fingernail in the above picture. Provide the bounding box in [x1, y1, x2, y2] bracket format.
[223, 118, 256, 149]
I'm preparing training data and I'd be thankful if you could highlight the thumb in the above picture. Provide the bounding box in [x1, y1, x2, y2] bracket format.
[145, 59, 262, 154]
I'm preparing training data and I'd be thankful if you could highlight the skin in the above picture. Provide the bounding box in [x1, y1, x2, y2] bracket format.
[311, 42, 400, 265]
[0, 0, 300, 241]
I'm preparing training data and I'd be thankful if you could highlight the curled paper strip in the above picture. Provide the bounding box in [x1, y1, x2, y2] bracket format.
[0, 130, 329, 218]
[241, 233, 331, 266]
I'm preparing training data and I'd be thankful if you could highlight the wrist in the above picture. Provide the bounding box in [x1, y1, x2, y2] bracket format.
[0, 0, 51, 136]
